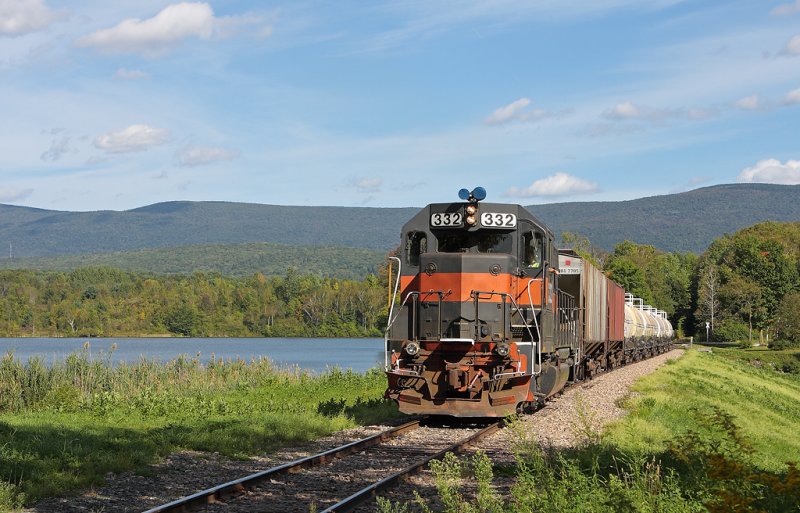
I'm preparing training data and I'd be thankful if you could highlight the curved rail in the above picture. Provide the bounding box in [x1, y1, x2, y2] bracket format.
[141, 419, 423, 513]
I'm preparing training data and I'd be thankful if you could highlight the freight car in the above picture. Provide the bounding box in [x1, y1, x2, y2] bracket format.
[384, 188, 673, 417]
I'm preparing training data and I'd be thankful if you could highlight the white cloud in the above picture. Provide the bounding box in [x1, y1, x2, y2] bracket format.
[484, 98, 568, 126]
[784, 87, 800, 105]
[177, 145, 239, 166]
[353, 177, 382, 193]
[734, 94, 763, 111]
[771, 1, 800, 15]
[485, 98, 530, 125]
[114, 68, 150, 80]
[76, 3, 270, 56]
[602, 101, 717, 124]
[77, 3, 215, 56]
[506, 172, 599, 198]
[782, 35, 800, 56]
[738, 158, 800, 184]
[0, 0, 58, 36]
[94, 124, 169, 153]
[0, 186, 34, 202]
[604, 101, 643, 120]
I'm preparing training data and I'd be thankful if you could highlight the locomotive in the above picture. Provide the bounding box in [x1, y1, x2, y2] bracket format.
[384, 188, 673, 417]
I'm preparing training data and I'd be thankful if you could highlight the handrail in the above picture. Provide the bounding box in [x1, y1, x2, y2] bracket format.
[386, 257, 401, 329]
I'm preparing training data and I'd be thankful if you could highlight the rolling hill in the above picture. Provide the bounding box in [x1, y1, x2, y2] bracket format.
[0, 184, 797, 271]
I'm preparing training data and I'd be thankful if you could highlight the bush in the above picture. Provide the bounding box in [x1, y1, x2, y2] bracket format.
[713, 320, 749, 343]
[768, 339, 800, 351]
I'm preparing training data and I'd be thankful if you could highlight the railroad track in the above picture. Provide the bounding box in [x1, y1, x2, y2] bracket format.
[142, 418, 502, 513]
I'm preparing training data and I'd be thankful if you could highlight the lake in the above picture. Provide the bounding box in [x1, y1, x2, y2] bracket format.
[0, 337, 386, 374]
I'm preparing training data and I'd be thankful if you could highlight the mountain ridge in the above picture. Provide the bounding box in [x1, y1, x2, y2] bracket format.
[1, 183, 798, 258]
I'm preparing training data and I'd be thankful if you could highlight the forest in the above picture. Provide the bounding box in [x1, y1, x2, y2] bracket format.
[0, 220, 798, 343]
[0, 267, 387, 338]
[597, 221, 800, 344]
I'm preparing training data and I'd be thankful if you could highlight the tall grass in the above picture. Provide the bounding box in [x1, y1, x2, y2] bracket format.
[0, 348, 399, 511]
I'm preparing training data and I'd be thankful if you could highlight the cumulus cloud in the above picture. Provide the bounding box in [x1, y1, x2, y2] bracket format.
[782, 35, 800, 56]
[94, 124, 169, 153]
[40, 136, 73, 161]
[114, 68, 149, 80]
[484, 97, 568, 126]
[734, 94, 763, 111]
[177, 145, 239, 166]
[0, 187, 34, 202]
[603, 101, 643, 120]
[0, 0, 59, 36]
[76, 2, 269, 56]
[77, 3, 214, 55]
[784, 87, 800, 105]
[352, 177, 382, 193]
[506, 172, 599, 198]
[771, 0, 800, 15]
[738, 158, 800, 184]
[485, 98, 531, 125]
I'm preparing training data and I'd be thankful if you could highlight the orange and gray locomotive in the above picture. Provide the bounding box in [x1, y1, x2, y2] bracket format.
[384, 188, 673, 417]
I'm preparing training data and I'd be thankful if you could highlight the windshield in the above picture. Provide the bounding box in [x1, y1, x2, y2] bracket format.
[437, 231, 513, 254]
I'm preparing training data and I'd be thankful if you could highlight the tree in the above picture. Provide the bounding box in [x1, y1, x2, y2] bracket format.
[720, 275, 763, 344]
[697, 265, 720, 340]
[775, 292, 800, 343]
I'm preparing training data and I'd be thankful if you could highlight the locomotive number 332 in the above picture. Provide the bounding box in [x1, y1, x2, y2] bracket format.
[480, 212, 517, 228]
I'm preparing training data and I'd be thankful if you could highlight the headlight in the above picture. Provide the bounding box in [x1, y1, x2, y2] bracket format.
[405, 341, 420, 356]
[495, 342, 510, 357]
[466, 205, 477, 215]
[466, 215, 477, 226]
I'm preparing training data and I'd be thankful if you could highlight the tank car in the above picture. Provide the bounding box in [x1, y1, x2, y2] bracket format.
[384, 188, 673, 417]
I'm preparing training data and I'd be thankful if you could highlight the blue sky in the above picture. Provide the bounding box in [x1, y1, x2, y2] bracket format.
[1, 0, 799, 211]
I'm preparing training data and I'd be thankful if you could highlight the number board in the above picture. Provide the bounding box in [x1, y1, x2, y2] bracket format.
[480, 212, 517, 228]
[430, 212, 463, 227]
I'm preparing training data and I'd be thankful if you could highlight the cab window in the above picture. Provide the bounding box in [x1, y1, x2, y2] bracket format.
[523, 232, 543, 269]
[437, 232, 513, 254]
[406, 232, 427, 266]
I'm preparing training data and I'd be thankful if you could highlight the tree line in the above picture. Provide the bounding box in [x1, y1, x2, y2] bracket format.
[569, 221, 800, 345]
[0, 267, 387, 338]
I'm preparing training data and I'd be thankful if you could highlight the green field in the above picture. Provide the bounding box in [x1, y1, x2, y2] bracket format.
[0, 351, 401, 511]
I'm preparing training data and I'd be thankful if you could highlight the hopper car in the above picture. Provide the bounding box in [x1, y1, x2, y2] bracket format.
[384, 188, 673, 417]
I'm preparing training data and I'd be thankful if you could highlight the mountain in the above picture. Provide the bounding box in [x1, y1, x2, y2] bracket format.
[0, 184, 797, 264]
[530, 183, 800, 253]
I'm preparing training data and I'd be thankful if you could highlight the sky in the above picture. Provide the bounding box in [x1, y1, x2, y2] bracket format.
[1, 0, 799, 212]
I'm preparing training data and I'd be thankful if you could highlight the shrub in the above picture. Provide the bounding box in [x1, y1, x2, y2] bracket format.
[767, 339, 800, 351]
[713, 320, 749, 343]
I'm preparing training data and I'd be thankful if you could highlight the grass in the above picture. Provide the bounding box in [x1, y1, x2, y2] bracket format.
[0, 348, 401, 511]
[607, 350, 800, 470]
[379, 349, 800, 513]
[707, 345, 800, 375]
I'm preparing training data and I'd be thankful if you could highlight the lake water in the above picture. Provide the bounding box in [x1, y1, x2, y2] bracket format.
[0, 337, 385, 374]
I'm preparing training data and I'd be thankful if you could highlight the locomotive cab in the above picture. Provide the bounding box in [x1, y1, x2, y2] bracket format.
[384, 189, 579, 417]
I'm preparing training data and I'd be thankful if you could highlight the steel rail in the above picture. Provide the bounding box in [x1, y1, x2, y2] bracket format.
[320, 420, 504, 513]
[141, 419, 423, 513]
